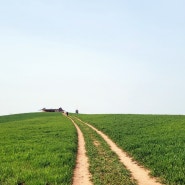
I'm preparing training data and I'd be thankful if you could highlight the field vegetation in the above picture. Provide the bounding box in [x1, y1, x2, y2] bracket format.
[0, 113, 77, 185]
[77, 114, 185, 185]
[2, 112, 185, 185]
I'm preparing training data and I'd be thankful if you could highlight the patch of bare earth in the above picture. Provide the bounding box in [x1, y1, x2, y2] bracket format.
[68, 117, 92, 185]
[93, 140, 100, 147]
[75, 117, 163, 185]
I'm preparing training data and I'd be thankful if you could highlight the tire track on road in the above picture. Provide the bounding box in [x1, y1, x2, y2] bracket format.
[67, 116, 92, 185]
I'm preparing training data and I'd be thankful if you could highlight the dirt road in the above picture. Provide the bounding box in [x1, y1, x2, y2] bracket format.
[73, 116, 163, 185]
[68, 117, 92, 185]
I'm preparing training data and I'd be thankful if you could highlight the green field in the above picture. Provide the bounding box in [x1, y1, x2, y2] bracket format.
[77, 114, 185, 185]
[0, 113, 77, 185]
[1, 112, 185, 185]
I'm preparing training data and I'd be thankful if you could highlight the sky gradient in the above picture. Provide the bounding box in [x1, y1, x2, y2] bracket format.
[1, 0, 185, 115]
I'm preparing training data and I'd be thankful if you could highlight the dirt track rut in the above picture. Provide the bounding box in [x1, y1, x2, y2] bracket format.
[68, 117, 92, 185]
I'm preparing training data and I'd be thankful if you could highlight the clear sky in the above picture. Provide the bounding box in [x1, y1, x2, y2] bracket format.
[1, 0, 185, 115]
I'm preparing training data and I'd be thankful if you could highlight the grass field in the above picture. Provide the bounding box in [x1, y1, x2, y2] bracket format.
[77, 114, 185, 185]
[0, 112, 77, 185]
[1, 112, 185, 185]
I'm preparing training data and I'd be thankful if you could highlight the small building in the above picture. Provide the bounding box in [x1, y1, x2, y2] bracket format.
[42, 107, 64, 113]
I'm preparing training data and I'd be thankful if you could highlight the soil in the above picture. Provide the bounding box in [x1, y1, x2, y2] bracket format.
[68, 117, 92, 185]
[75, 117, 163, 185]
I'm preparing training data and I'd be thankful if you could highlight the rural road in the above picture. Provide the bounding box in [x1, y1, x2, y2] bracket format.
[68, 115, 163, 185]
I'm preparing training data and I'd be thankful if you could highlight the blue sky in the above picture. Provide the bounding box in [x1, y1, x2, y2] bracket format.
[1, 0, 185, 115]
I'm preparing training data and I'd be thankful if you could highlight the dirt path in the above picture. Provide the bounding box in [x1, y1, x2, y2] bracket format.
[68, 117, 92, 185]
[75, 117, 163, 185]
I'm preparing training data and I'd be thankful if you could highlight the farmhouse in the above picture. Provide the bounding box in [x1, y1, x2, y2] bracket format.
[42, 107, 64, 113]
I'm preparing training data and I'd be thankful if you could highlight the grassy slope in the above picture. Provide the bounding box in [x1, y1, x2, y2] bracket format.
[0, 112, 77, 185]
[77, 114, 185, 185]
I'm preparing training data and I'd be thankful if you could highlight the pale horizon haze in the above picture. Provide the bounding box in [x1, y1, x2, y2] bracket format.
[1, 0, 185, 116]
